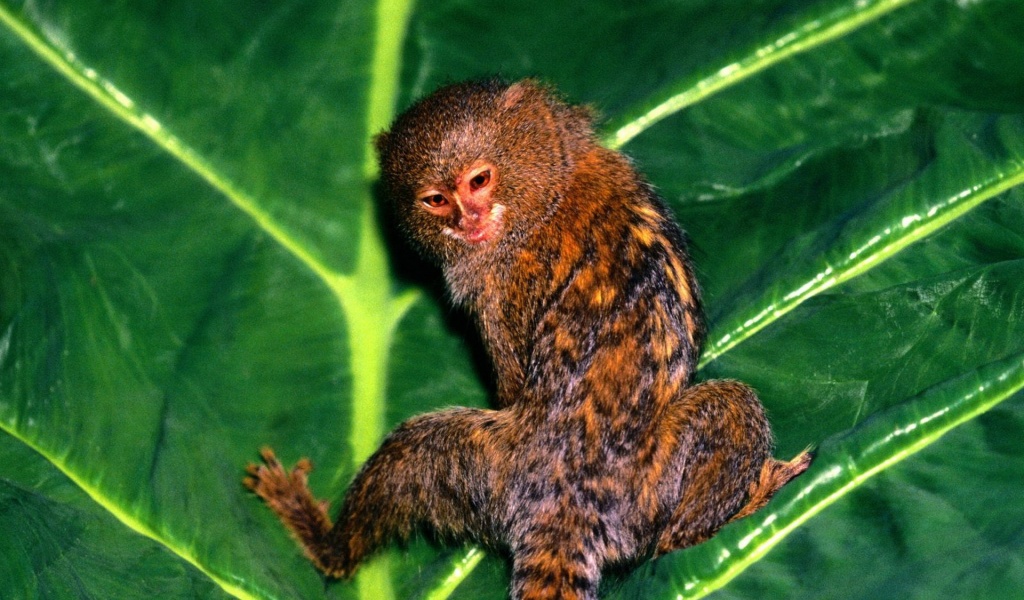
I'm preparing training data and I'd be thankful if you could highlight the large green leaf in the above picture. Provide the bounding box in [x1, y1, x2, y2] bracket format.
[1, 0, 1022, 599]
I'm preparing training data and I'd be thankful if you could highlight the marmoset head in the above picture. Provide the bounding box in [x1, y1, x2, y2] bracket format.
[374, 79, 595, 265]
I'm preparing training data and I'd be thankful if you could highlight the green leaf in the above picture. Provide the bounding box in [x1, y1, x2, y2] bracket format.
[1, 1, 1022, 600]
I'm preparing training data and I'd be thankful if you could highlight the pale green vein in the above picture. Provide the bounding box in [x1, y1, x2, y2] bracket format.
[363, 0, 414, 178]
[701, 159, 1024, 366]
[333, 205, 415, 600]
[336, 1, 417, 600]
[678, 352, 1024, 598]
[601, 0, 920, 149]
[339, 0, 417, 475]
[422, 547, 487, 600]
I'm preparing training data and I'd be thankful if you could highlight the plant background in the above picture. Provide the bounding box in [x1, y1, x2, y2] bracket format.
[1, 0, 1023, 599]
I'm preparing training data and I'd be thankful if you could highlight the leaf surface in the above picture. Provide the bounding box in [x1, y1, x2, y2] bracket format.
[1, 0, 1022, 599]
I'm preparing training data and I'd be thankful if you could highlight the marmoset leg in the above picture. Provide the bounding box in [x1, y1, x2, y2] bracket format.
[245, 407, 505, 578]
[655, 380, 811, 553]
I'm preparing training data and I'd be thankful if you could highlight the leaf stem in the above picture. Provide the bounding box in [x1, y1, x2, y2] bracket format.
[364, 0, 415, 178]
[341, 0, 417, 599]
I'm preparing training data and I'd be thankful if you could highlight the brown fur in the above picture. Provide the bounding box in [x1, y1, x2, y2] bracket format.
[245, 79, 811, 599]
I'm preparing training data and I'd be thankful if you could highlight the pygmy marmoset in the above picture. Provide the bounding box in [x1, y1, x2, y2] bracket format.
[246, 79, 811, 600]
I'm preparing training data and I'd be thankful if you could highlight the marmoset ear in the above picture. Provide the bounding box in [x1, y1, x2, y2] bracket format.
[500, 79, 533, 109]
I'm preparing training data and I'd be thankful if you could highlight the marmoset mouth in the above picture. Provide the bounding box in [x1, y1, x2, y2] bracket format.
[446, 203, 506, 245]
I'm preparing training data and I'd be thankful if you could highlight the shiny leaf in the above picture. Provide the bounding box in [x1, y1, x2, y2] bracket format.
[1, 0, 1022, 599]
